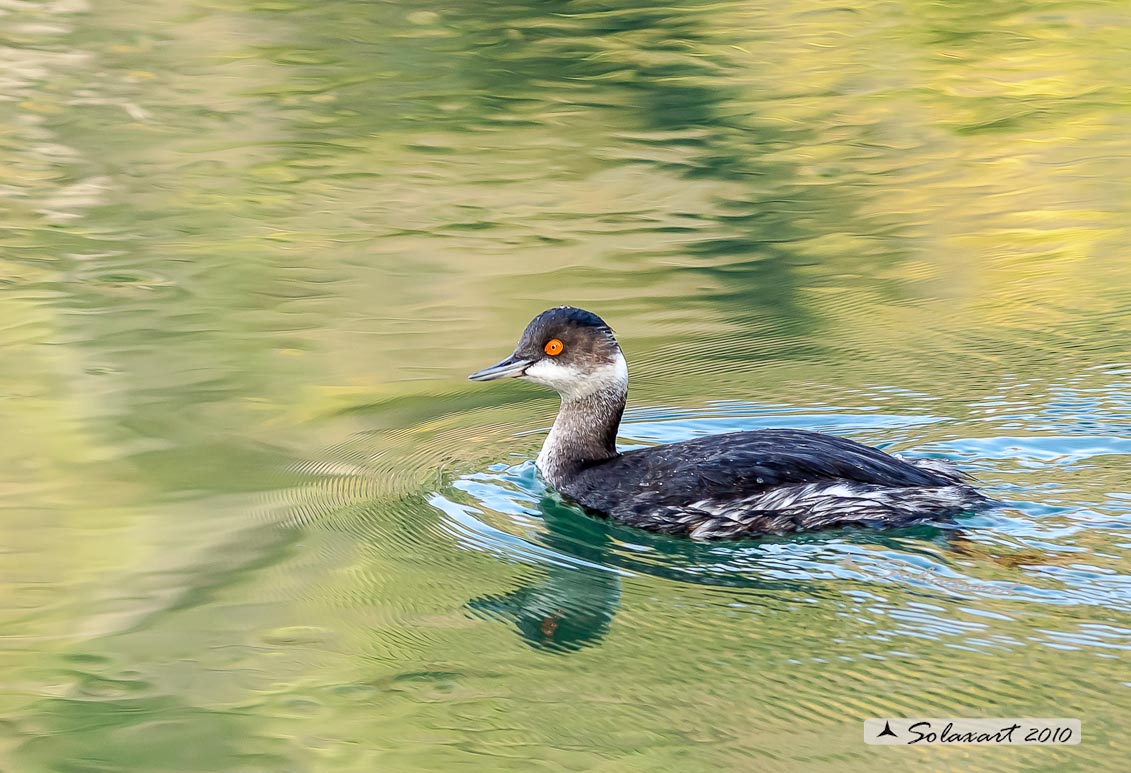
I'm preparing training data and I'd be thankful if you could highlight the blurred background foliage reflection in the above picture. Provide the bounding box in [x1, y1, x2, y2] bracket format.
[2, 0, 1131, 770]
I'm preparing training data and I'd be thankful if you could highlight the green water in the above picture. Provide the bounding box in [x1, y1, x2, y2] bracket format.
[4, 0, 1131, 770]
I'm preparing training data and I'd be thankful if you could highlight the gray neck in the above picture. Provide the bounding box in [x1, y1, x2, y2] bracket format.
[536, 383, 626, 487]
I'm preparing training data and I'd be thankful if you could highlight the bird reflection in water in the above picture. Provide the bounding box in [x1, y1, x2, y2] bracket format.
[467, 496, 621, 653]
[467, 489, 974, 653]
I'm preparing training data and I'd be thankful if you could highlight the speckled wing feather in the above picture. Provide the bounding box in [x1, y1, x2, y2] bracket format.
[561, 428, 989, 538]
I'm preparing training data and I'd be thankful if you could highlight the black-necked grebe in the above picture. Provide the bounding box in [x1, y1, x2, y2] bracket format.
[469, 307, 993, 539]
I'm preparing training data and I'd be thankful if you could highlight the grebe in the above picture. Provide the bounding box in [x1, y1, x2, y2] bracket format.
[469, 307, 993, 539]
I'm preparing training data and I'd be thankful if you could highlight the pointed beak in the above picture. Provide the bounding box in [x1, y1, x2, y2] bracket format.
[468, 354, 533, 382]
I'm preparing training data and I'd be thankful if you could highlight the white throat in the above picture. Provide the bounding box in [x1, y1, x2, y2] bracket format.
[523, 350, 628, 401]
[533, 351, 628, 482]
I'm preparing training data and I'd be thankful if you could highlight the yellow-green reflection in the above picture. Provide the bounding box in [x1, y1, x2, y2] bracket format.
[2, 0, 1131, 769]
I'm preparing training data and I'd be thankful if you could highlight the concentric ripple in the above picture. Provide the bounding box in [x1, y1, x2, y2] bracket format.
[7, 0, 1131, 767]
[428, 391, 1131, 660]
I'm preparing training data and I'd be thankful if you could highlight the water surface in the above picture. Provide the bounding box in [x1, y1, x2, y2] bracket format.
[3, 0, 1131, 770]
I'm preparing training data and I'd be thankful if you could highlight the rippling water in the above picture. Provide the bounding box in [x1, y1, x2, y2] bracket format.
[4, 0, 1131, 769]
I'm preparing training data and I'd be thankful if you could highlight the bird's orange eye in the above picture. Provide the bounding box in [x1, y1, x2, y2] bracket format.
[544, 339, 564, 356]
